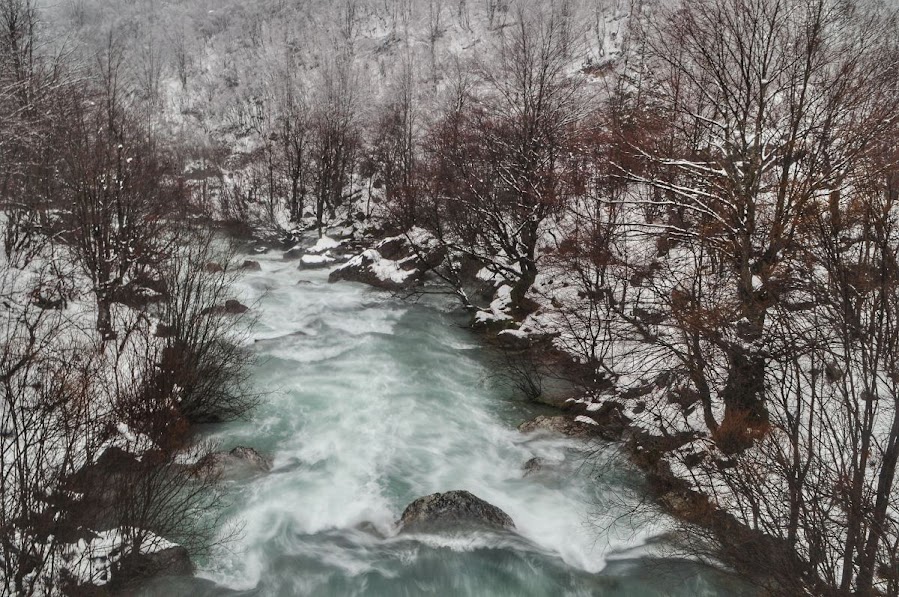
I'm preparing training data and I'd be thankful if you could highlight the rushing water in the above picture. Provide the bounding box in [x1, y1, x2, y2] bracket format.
[140, 249, 750, 597]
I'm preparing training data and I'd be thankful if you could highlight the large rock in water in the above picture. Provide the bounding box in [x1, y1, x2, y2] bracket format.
[398, 490, 515, 532]
[195, 446, 273, 479]
[328, 249, 414, 290]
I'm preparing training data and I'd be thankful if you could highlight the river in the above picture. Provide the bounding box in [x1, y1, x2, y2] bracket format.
[140, 249, 749, 596]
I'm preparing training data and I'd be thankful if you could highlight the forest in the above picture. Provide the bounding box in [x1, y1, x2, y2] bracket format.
[2, 0, 899, 595]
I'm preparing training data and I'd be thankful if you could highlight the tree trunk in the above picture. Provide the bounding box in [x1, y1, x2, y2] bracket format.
[856, 406, 899, 594]
[510, 258, 537, 313]
[96, 295, 115, 341]
[290, 174, 301, 222]
[721, 343, 767, 426]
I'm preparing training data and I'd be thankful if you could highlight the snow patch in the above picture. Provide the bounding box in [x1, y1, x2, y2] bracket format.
[309, 236, 342, 254]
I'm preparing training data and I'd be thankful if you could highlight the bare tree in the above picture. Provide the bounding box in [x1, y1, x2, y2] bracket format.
[624, 0, 899, 430]
[421, 7, 591, 312]
[58, 42, 181, 340]
[597, 0, 899, 593]
[148, 229, 256, 424]
[0, 263, 103, 596]
[0, 0, 70, 267]
[277, 69, 311, 224]
[310, 51, 359, 236]
[371, 55, 418, 229]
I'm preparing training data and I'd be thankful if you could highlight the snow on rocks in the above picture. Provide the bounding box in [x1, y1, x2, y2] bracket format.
[473, 284, 515, 327]
[62, 528, 191, 590]
[282, 236, 349, 270]
[329, 228, 444, 291]
[495, 329, 531, 349]
[329, 248, 414, 289]
[308, 235, 342, 254]
[398, 490, 516, 533]
[298, 253, 337, 270]
[284, 236, 343, 261]
[518, 400, 632, 441]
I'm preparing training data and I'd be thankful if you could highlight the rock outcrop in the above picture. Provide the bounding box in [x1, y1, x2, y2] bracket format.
[196, 446, 273, 479]
[329, 229, 444, 291]
[398, 490, 515, 533]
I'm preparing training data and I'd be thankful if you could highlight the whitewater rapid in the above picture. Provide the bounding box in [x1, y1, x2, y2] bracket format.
[141, 249, 747, 596]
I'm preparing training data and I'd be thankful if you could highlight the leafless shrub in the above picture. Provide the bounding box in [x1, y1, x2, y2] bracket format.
[148, 228, 257, 424]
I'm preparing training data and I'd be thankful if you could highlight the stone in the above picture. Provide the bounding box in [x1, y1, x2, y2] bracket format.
[329, 249, 412, 291]
[31, 286, 67, 310]
[824, 361, 844, 383]
[112, 282, 166, 309]
[376, 236, 406, 260]
[195, 446, 272, 479]
[518, 415, 598, 438]
[522, 457, 543, 476]
[202, 300, 249, 316]
[222, 300, 249, 314]
[114, 546, 193, 585]
[329, 232, 445, 291]
[228, 446, 272, 470]
[495, 329, 531, 350]
[298, 254, 336, 270]
[154, 323, 176, 338]
[240, 260, 262, 271]
[398, 490, 515, 533]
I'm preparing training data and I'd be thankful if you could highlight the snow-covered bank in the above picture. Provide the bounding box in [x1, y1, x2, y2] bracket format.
[140, 245, 749, 596]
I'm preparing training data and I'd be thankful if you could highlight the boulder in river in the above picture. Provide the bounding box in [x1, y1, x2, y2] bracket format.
[398, 490, 515, 532]
[196, 446, 273, 479]
[522, 457, 544, 476]
[201, 300, 249, 316]
[298, 253, 337, 269]
[328, 248, 415, 290]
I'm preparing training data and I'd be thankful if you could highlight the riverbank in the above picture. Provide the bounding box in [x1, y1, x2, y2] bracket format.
[283, 225, 774, 594]
[135, 228, 752, 596]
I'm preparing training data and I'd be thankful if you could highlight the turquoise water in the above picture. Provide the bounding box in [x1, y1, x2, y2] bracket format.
[140, 252, 748, 596]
